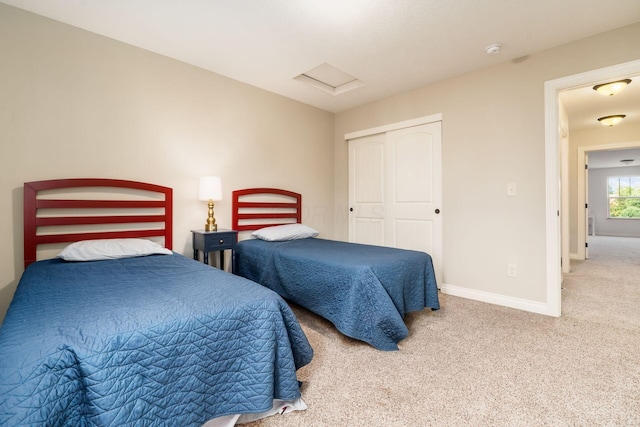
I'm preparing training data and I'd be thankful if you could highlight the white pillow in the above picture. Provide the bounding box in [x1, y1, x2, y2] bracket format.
[58, 238, 172, 261]
[252, 224, 319, 242]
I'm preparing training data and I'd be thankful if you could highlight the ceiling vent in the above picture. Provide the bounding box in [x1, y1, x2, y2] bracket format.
[294, 63, 365, 96]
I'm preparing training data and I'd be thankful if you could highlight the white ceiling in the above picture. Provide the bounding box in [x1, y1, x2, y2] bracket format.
[587, 148, 640, 170]
[2, 0, 640, 114]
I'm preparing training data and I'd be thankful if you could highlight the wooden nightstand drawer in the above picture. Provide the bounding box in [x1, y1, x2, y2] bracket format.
[203, 234, 234, 251]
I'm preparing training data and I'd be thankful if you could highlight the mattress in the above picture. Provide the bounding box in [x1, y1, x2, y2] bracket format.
[0, 253, 313, 426]
[236, 238, 439, 350]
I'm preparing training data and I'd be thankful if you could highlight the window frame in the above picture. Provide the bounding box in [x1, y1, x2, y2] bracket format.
[607, 175, 640, 219]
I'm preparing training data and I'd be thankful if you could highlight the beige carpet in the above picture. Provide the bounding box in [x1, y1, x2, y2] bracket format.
[247, 236, 640, 426]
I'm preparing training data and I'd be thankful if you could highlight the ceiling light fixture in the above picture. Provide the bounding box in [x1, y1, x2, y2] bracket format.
[592, 79, 632, 96]
[597, 115, 626, 126]
[620, 159, 635, 165]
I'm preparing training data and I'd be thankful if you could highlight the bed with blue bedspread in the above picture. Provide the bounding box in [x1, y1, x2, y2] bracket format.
[0, 179, 313, 426]
[235, 237, 439, 351]
[0, 251, 313, 426]
[232, 188, 440, 351]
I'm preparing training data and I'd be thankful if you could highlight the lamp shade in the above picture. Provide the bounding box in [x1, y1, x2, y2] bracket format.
[198, 176, 222, 201]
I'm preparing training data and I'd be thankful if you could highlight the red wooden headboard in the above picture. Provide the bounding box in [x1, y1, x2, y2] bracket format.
[232, 188, 301, 232]
[24, 178, 173, 267]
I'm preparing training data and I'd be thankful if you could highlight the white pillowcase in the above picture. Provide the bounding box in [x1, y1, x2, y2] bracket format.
[252, 224, 319, 242]
[58, 238, 172, 261]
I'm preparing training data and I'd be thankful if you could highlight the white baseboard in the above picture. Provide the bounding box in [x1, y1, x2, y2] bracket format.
[569, 252, 581, 260]
[440, 283, 551, 316]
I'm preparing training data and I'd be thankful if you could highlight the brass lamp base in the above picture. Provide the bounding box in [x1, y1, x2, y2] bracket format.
[204, 199, 217, 232]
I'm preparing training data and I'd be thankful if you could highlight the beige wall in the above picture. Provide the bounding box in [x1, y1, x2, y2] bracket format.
[335, 23, 640, 304]
[568, 123, 640, 254]
[0, 4, 335, 322]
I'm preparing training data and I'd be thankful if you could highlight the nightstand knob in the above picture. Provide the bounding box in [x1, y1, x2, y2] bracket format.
[219, 239, 224, 244]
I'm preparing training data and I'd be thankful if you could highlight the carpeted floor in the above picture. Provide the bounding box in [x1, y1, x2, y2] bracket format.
[247, 236, 640, 426]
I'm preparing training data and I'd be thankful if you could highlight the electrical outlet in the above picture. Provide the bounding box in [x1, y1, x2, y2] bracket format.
[507, 263, 517, 277]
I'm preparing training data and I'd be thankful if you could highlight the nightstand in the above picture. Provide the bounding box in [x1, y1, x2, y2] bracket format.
[191, 229, 238, 273]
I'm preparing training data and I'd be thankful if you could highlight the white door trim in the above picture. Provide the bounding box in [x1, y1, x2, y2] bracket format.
[545, 59, 640, 317]
[344, 114, 442, 140]
[560, 127, 570, 274]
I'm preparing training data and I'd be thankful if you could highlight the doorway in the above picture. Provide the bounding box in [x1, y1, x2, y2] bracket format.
[577, 143, 640, 260]
[545, 59, 640, 317]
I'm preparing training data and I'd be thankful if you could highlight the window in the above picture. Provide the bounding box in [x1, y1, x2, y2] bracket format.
[608, 176, 640, 218]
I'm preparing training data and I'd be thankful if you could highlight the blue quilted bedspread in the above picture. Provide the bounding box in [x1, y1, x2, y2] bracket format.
[0, 254, 313, 426]
[236, 238, 439, 351]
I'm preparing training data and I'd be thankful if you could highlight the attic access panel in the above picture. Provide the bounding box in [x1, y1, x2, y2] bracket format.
[294, 63, 365, 95]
